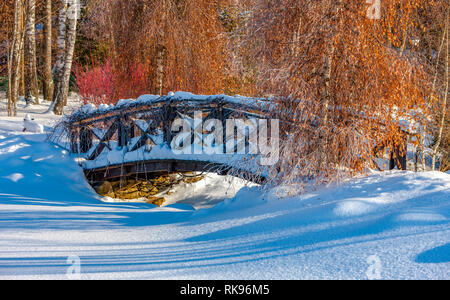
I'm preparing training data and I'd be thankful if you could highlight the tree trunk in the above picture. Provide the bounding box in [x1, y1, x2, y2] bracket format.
[52, 0, 78, 115]
[8, 0, 25, 117]
[319, 0, 342, 168]
[24, 0, 39, 105]
[42, 0, 54, 102]
[156, 43, 166, 96]
[432, 17, 449, 170]
[421, 16, 448, 170]
[62, 0, 78, 107]
[51, 0, 68, 110]
[322, 46, 334, 125]
[19, 4, 25, 98]
[19, 39, 25, 97]
[291, 22, 302, 58]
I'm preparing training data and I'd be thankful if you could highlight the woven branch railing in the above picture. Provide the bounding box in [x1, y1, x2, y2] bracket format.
[66, 94, 272, 166]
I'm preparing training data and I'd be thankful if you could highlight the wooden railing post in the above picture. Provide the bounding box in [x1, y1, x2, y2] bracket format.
[163, 104, 175, 146]
[218, 104, 227, 155]
[118, 115, 127, 149]
[389, 135, 408, 171]
[398, 135, 408, 170]
[70, 128, 79, 154]
[80, 127, 93, 153]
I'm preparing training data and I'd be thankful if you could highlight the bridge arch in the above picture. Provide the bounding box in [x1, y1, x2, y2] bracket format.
[64, 93, 276, 184]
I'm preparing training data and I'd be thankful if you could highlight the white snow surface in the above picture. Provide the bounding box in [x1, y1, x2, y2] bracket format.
[0, 95, 449, 279]
[73, 91, 271, 118]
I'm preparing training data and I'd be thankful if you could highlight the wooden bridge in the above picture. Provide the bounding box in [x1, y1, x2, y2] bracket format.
[63, 92, 408, 185]
[64, 93, 274, 184]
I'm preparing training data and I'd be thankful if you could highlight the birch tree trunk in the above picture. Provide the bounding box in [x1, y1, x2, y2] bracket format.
[42, 0, 54, 102]
[8, 0, 25, 117]
[431, 16, 449, 170]
[156, 43, 166, 96]
[24, 0, 39, 105]
[51, 0, 68, 112]
[18, 7, 25, 99]
[52, 0, 78, 115]
[422, 17, 447, 170]
[62, 0, 78, 107]
[319, 0, 343, 168]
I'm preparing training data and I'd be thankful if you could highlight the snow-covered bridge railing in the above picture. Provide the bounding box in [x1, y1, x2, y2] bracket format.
[64, 92, 277, 183]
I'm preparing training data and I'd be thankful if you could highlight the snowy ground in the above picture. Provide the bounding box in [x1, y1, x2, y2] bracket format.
[0, 92, 82, 127]
[0, 95, 449, 279]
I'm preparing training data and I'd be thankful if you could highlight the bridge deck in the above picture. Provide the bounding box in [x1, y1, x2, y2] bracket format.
[84, 159, 267, 183]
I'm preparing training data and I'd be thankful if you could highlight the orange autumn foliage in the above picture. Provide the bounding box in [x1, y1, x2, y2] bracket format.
[83, 0, 232, 97]
[237, 0, 432, 184]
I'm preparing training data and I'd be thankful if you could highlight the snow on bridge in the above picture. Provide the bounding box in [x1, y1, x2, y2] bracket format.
[61, 92, 280, 183]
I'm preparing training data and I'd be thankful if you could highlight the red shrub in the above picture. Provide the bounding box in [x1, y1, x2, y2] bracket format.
[74, 59, 114, 105]
[113, 62, 151, 101]
[74, 59, 152, 105]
